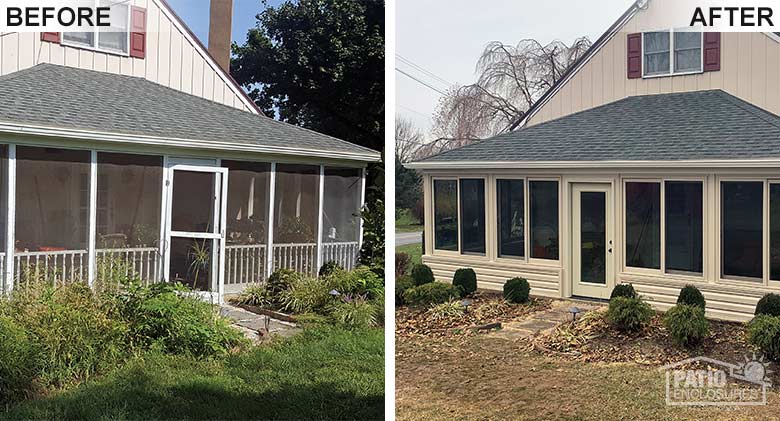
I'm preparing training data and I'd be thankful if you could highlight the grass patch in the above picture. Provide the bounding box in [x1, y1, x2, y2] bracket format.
[396, 243, 422, 267]
[4, 326, 384, 420]
[396, 209, 422, 233]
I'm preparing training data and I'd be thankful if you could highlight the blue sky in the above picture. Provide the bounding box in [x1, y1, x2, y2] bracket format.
[166, 0, 285, 46]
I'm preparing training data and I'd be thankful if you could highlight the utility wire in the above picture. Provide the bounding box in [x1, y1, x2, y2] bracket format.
[397, 104, 431, 119]
[396, 68, 448, 95]
[396, 54, 453, 87]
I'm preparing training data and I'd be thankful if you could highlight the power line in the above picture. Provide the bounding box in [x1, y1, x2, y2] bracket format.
[397, 104, 431, 119]
[396, 54, 453, 87]
[396, 68, 448, 95]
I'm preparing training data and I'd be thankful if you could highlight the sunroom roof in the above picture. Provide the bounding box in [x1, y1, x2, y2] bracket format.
[0, 64, 379, 161]
[412, 90, 780, 165]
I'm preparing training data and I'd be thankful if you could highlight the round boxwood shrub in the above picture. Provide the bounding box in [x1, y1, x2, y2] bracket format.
[503, 277, 530, 303]
[395, 275, 415, 306]
[318, 260, 343, 278]
[747, 315, 780, 360]
[677, 285, 706, 309]
[756, 293, 780, 316]
[452, 268, 477, 297]
[664, 304, 709, 347]
[411, 263, 434, 286]
[606, 296, 653, 332]
[403, 282, 462, 306]
[610, 283, 637, 300]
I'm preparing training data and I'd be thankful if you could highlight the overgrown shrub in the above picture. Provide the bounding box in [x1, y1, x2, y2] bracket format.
[0, 316, 37, 404]
[325, 266, 383, 300]
[664, 304, 709, 347]
[610, 283, 637, 299]
[280, 276, 330, 314]
[318, 261, 343, 278]
[503, 278, 530, 303]
[267, 269, 304, 298]
[411, 263, 434, 286]
[452, 268, 477, 297]
[234, 284, 271, 308]
[403, 282, 462, 306]
[396, 252, 412, 277]
[395, 275, 415, 306]
[747, 315, 780, 360]
[606, 296, 653, 332]
[756, 293, 780, 316]
[329, 295, 377, 329]
[427, 300, 465, 321]
[677, 285, 706, 309]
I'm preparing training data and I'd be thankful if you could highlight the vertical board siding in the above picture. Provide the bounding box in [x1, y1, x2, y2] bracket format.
[0, 0, 251, 113]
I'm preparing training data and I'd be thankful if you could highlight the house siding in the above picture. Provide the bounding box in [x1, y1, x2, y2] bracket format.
[0, 0, 252, 113]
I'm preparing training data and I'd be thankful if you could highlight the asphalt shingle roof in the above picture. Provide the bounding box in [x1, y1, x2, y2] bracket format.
[0, 64, 378, 160]
[419, 90, 780, 163]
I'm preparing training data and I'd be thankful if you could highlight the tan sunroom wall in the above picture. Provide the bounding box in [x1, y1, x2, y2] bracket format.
[0, 0, 254, 112]
[525, 0, 780, 127]
[421, 167, 780, 322]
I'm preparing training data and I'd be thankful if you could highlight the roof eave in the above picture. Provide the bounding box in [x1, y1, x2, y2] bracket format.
[406, 159, 780, 170]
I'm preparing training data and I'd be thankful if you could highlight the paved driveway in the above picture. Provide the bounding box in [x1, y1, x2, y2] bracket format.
[396, 231, 422, 246]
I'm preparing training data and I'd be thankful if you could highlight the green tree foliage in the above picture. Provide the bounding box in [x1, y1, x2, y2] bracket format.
[395, 157, 421, 210]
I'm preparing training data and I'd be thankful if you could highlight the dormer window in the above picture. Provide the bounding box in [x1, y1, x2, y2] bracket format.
[62, 0, 130, 55]
[642, 30, 702, 77]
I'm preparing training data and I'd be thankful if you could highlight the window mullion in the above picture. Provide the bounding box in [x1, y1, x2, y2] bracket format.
[660, 181, 666, 273]
[669, 28, 675, 76]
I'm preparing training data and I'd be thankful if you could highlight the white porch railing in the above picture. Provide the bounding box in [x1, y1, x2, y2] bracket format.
[96, 247, 161, 284]
[322, 241, 360, 270]
[224, 244, 267, 286]
[14, 249, 88, 286]
[273, 243, 318, 276]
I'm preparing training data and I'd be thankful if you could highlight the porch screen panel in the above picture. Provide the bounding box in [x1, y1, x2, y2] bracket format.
[722, 182, 763, 279]
[529, 181, 559, 260]
[625, 182, 660, 269]
[15, 146, 90, 285]
[665, 181, 703, 273]
[322, 168, 362, 270]
[497, 179, 524, 258]
[459, 179, 486, 255]
[772, 184, 780, 280]
[0, 146, 7, 292]
[95, 153, 163, 285]
[224, 160, 271, 286]
[272, 164, 319, 276]
[433, 180, 458, 251]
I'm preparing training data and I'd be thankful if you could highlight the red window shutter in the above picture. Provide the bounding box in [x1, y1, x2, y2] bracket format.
[703, 32, 721, 72]
[40, 32, 60, 43]
[627, 33, 642, 79]
[130, 6, 147, 59]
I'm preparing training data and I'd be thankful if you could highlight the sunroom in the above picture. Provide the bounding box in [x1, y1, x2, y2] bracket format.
[408, 89, 780, 321]
[0, 64, 379, 302]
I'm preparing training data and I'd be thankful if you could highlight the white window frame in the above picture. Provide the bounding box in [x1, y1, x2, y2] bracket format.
[641, 29, 704, 78]
[622, 177, 706, 280]
[61, 0, 132, 57]
[495, 177, 528, 261]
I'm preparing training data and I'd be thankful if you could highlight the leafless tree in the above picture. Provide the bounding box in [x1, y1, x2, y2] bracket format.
[395, 117, 425, 163]
[431, 37, 591, 151]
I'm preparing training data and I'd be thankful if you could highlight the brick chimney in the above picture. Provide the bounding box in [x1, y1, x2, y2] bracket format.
[208, 0, 233, 72]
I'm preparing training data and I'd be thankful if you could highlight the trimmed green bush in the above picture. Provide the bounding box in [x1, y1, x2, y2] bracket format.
[318, 261, 343, 278]
[403, 282, 462, 306]
[0, 316, 37, 404]
[395, 275, 415, 306]
[664, 304, 709, 347]
[606, 296, 653, 332]
[610, 283, 637, 299]
[747, 315, 780, 360]
[411, 264, 434, 286]
[452, 268, 477, 297]
[677, 285, 706, 309]
[503, 278, 530, 303]
[756, 293, 780, 316]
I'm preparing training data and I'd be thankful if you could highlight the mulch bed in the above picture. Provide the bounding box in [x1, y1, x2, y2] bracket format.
[396, 291, 552, 340]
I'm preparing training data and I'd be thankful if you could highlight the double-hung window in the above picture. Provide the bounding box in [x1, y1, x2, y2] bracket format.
[643, 30, 702, 77]
[63, 0, 131, 55]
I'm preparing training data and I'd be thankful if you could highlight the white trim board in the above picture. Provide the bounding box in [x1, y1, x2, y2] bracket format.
[407, 159, 780, 170]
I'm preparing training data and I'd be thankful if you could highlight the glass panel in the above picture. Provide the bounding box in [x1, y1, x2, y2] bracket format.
[272, 164, 318, 275]
[580, 192, 606, 284]
[96, 153, 162, 283]
[63, 32, 95, 48]
[322, 168, 361, 269]
[665, 181, 703, 273]
[98, 0, 129, 53]
[169, 237, 213, 291]
[722, 182, 763, 279]
[771, 184, 780, 280]
[497, 179, 524, 258]
[643, 31, 670, 75]
[530, 181, 559, 260]
[625, 182, 660, 269]
[433, 180, 458, 251]
[459, 179, 485, 255]
[171, 171, 216, 233]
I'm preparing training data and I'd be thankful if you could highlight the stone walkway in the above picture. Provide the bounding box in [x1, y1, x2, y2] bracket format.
[220, 304, 301, 344]
[492, 299, 604, 341]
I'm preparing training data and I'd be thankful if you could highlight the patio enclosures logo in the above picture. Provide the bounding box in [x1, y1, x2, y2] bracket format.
[0, 1, 126, 32]
[660, 355, 771, 406]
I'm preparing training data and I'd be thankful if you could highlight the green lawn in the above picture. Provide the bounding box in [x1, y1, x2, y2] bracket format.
[2, 327, 384, 420]
[395, 209, 423, 233]
[396, 243, 422, 266]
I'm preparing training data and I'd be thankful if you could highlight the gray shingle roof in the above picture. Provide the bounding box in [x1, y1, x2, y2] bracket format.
[417, 90, 780, 163]
[0, 64, 378, 160]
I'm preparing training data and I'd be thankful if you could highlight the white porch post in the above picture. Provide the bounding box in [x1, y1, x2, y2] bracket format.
[87, 150, 97, 287]
[358, 167, 367, 250]
[5, 144, 15, 293]
[265, 162, 276, 279]
[159, 156, 170, 282]
[316, 165, 325, 272]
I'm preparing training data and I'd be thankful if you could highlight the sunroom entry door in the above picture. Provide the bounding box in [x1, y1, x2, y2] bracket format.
[571, 183, 613, 299]
[164, 164, 228, 302]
